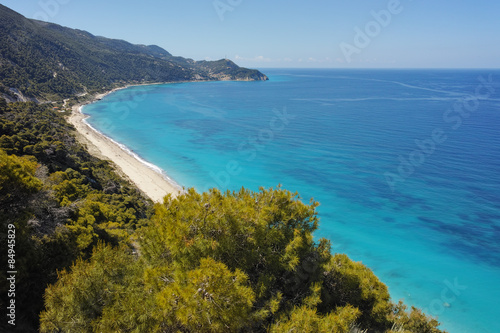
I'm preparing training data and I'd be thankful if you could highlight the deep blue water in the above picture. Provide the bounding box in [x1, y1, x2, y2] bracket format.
[83, 69, 500, 333]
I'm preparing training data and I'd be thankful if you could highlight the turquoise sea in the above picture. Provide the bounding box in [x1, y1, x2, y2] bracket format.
[83, 69, 500, 333]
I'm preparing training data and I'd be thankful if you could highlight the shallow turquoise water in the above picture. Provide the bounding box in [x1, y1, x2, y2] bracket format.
[83, 69, 500, 332]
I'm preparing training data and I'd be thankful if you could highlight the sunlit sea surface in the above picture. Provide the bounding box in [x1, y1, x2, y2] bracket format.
[83, 69, 500, 332]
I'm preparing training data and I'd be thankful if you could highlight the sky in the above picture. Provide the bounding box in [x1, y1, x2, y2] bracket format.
[1, 0, 500, 69]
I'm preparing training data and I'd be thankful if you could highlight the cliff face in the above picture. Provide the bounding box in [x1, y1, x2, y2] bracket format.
[5, 88, 40, 103]
[0, 4, 268, 102]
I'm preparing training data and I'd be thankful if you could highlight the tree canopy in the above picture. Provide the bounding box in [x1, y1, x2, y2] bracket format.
[39, 187, 445, 333]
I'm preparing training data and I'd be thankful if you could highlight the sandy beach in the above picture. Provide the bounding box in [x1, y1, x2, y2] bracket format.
[68, 88, 183, 203]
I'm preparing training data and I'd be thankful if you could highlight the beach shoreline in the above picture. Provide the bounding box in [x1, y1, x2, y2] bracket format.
[68, 84, 184, 203]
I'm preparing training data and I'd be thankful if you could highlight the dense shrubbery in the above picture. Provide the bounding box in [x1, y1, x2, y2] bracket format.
[39, 187, 445, 332]
[0, 102, 152, 331]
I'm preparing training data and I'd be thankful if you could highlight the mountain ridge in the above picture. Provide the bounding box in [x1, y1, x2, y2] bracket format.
[0, 4, 268, 102]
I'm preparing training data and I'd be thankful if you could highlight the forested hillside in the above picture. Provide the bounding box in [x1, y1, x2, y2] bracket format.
[0, 4, 267, 102]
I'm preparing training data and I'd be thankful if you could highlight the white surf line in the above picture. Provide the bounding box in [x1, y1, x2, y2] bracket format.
[79, 106, 184, 194]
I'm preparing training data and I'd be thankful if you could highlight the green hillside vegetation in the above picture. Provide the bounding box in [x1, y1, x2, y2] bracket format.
[39, 187, 444, 333]
[0, 99, 153, 331]
[0, 4, 267, 102]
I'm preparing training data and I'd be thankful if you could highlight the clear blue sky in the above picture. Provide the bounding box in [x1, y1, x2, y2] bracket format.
[2, 0, 499, 68]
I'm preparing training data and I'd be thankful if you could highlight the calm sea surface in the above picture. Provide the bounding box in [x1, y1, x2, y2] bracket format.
[83, 69, 500, 332]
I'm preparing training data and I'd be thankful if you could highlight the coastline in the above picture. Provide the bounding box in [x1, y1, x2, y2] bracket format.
[68, 85, 183, 203]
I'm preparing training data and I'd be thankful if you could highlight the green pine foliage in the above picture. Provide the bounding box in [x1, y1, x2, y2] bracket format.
[40, 244, 141, 332]
[0, 148, 42, 205]
[157, 257, 255, 332]
[270, 304, 361, 333]
[321, 253, 393, 330]
[39, 187, 447, 333]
